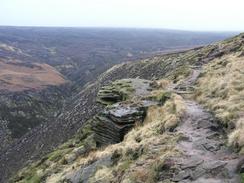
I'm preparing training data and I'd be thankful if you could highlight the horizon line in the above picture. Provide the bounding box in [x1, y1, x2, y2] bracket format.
[0, 24, 241, 33]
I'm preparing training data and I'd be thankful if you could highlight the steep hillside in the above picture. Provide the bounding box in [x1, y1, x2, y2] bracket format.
[0, 57, 70, 150]
[1, 33, 244, 182]
[0, 27, 233, 151]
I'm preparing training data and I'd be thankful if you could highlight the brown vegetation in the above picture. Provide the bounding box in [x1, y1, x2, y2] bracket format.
[0, 59, 67, 92]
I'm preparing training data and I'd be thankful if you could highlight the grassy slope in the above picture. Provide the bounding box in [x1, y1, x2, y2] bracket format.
[13, 89, 185, 183]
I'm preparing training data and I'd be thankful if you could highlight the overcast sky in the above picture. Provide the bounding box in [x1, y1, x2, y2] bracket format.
[1, 0, 244, 31]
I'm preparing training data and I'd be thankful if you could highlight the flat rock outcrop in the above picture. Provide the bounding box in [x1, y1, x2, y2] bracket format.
[97, 79, 153, 105]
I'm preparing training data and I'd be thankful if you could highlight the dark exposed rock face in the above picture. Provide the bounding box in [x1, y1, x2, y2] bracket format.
[65, 155, 113, 183]
[93, 79, 156, 146]
[97, 89, 123, 104]
[92, 102, 146, 146]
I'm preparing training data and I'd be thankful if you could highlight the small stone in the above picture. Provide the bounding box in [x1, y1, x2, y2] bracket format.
[73, 146, 86, 156]
[181, 159, 204, 169]
[203, 161, 227, 173]
[240, 164, 244, 173]
[191, 166, 206, 180]
[202, 142, 221, 152]
[64, 153, 77, 164]
[172, 170, 191, 182]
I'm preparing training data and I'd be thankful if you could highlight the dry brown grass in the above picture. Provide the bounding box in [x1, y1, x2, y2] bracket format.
[13, 83, 186, 183]
[87, 94, 185, 183]
[229, 118, 244, 150]
[33, 93, 185, 182]
[156, 79, 171, 89]
[195, 53, 244, 151]
[144, 93, 185, 131]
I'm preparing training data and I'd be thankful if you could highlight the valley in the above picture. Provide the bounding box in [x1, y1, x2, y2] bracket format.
[0, 27, 243, 183]
[0, 27, 233, 150]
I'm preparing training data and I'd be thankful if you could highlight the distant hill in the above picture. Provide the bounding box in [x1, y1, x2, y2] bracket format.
[0, 58, 67, 92]
[0, 27, 236, 87]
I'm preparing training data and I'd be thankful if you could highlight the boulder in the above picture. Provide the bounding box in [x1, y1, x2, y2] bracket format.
[64, 155, 112, 183]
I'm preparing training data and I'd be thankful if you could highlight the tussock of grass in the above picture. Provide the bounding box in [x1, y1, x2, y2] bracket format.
[144, 93, 185, 132]
[229, 118, 244, 150]
[146, 90, 172, 105]
[13, 169, 41, 183]
[156, 79, 171, 89]
[168, 66, 192, 83]
[195, 53, 244, 151]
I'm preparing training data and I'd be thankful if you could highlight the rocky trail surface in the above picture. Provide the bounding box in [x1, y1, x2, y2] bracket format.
[168, 69, 242, 182]
[173, 101, 240, 182]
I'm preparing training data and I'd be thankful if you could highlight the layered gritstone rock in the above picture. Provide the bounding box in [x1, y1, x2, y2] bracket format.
[93, 78, 157, 146]
[92, 102, 146, 146]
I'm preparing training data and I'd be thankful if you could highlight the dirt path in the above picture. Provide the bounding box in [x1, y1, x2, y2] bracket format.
[169, 68, 241, 182]
[173, 100, 240, 182]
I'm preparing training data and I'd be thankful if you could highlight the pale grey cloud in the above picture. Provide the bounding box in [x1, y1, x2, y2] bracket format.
[0, 0, 244, 31]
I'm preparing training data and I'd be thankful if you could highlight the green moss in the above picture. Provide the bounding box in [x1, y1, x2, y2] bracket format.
[47, 124, 96, 163]
[75, 122, 93, 142]
[97, 79, 135, 105]
[155, 91, 171, 104]
[48, 148, 71, 162]
[117, 159, 132, 172]
[125, 146, 144, 160]
[11, 169, 41, 183]
[24, 173, 41, 183]
[147, 161, 164, 183]
[146, 90, 171, 105]
[170, 66, 191, 83]
[241, 173, 244, 183]
[12, 120, 97, 182]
